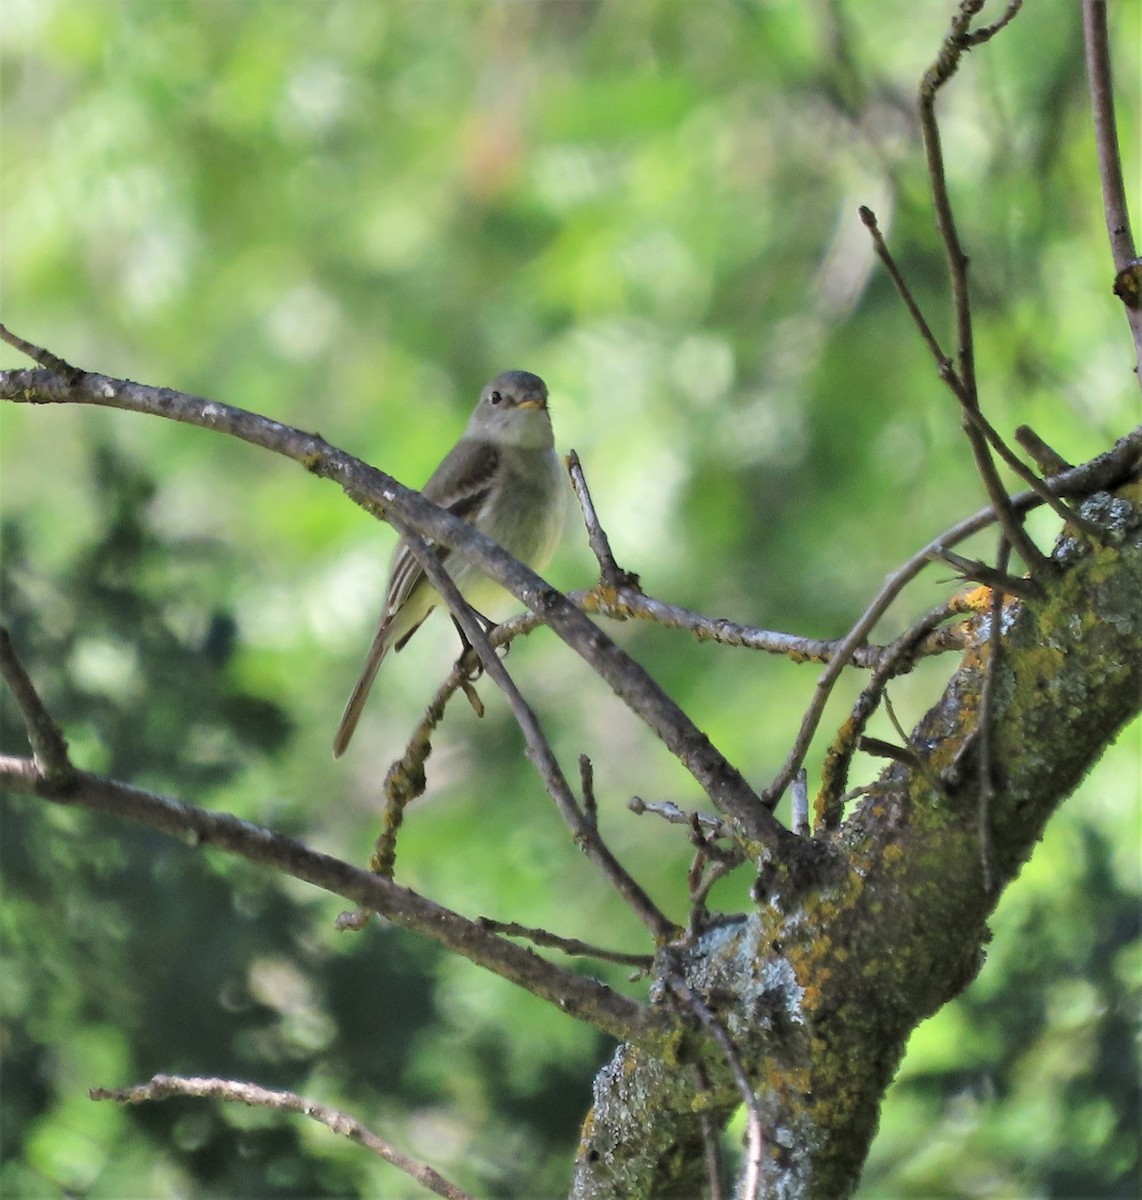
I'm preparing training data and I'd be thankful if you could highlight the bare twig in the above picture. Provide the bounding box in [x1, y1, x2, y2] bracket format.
[882, 691, 949, 798]
[858, 206, 953, 378]
[665, 974, 765, 1200]
[688, 858, 738, 932]
[396, 526, 678, 944]
[590, 586, 951, 668]
[628, 796, 734, 841]
[0, 322, 81, 379]
[858, 735, 921, 768]
[918, 0, 988, 396]
[1082, 2, 1140, 270]
[692, 1060, 728, 1200]
[0, 628, 74, 782]
[1015, 426, 1072, 476]
[579, 753, 599, 831]
[475, 917, 654, 968]
[860, 208, 1095, 541]
[958, 406, 1106, 539]
[1082, 0, 1142, 386]
[90, 1075, 474, 1200]
[926, 548, 1044, 601]
[963, 0, 1023, 46]
[976, 537, 1010, 893]
[567, 450, 638, 589]
[0, 754, 667, 1046]
[917, 2, 1049, 575]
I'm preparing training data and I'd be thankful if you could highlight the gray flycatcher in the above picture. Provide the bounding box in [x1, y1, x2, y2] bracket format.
[333, 369, 564, 756]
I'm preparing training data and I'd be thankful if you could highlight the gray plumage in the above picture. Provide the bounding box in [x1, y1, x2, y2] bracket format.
[333, 370, 564, 757]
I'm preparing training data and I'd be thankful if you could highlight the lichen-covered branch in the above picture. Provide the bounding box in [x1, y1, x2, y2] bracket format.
[572, 484, 1142, 1198]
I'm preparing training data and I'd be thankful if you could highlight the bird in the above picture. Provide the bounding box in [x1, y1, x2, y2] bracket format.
[333, 369, 564, 756]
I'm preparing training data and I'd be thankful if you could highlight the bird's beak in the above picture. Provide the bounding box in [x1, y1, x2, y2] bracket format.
[517, 396, 546, 410]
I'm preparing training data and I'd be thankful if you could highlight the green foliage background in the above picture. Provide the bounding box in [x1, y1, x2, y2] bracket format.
[1, 2, 1138, 1197]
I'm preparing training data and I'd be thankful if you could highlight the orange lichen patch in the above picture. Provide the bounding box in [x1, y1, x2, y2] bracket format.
[958, 584, 995, 613]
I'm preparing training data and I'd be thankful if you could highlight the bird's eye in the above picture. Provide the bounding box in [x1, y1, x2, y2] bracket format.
[489, 390, 503, 405]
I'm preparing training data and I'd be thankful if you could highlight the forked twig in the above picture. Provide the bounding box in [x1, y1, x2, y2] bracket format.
[926, 548, 1043, 601]
[917, 3, 1049, 575]
[0, 628, 74, 782]
[397, 527, 678, 943]
[90, 1075, 474, 1200]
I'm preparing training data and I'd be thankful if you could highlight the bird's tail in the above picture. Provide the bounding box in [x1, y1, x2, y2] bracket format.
[332, 619, 392, 758]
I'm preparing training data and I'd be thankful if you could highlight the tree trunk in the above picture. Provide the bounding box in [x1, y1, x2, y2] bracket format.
[571, 481, 1142, 1199]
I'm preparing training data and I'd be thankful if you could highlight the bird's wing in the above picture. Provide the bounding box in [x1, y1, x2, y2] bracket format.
[382, 439, 501, 623]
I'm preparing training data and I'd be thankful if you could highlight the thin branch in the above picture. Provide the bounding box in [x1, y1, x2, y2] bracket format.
[566, 450, 638, 589]
[475, 918, 654, 968]
[791, 769, 810, 838]
[0, 322, 81, 379]
[858, 205, 955, 383]
[687, 858, 738, 931]
[1015, 426, 1072, 476]
[858, 735, 922, 768]
[976, 537, 1010, 894]
[0, 628, 74, 782]
[918, 0, 987, 399]
[958, 405, 1107, 539]
[1083, 0, 1138, 271]
[1082, 0, 1142, 386]
[859, 207, 1095, 544]
[0, 755, 667, 1046]
[963, 0, 1023, 46]
[0, 349, 789, 855]
[628, 796, 734, 841]
[588, 587, 944, 668]
[665, 974, 765, 1200]
[90, 1075, 474, 1200]
[397, 526, 679, 945]
[692, 1061, 728, 1200]
[816, 598, 966, 830]
[882, 691, 949, 798]
[579, 753, 599, 831]
[926, 548, 1044, 601]
[917, 2, 1048, 576]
